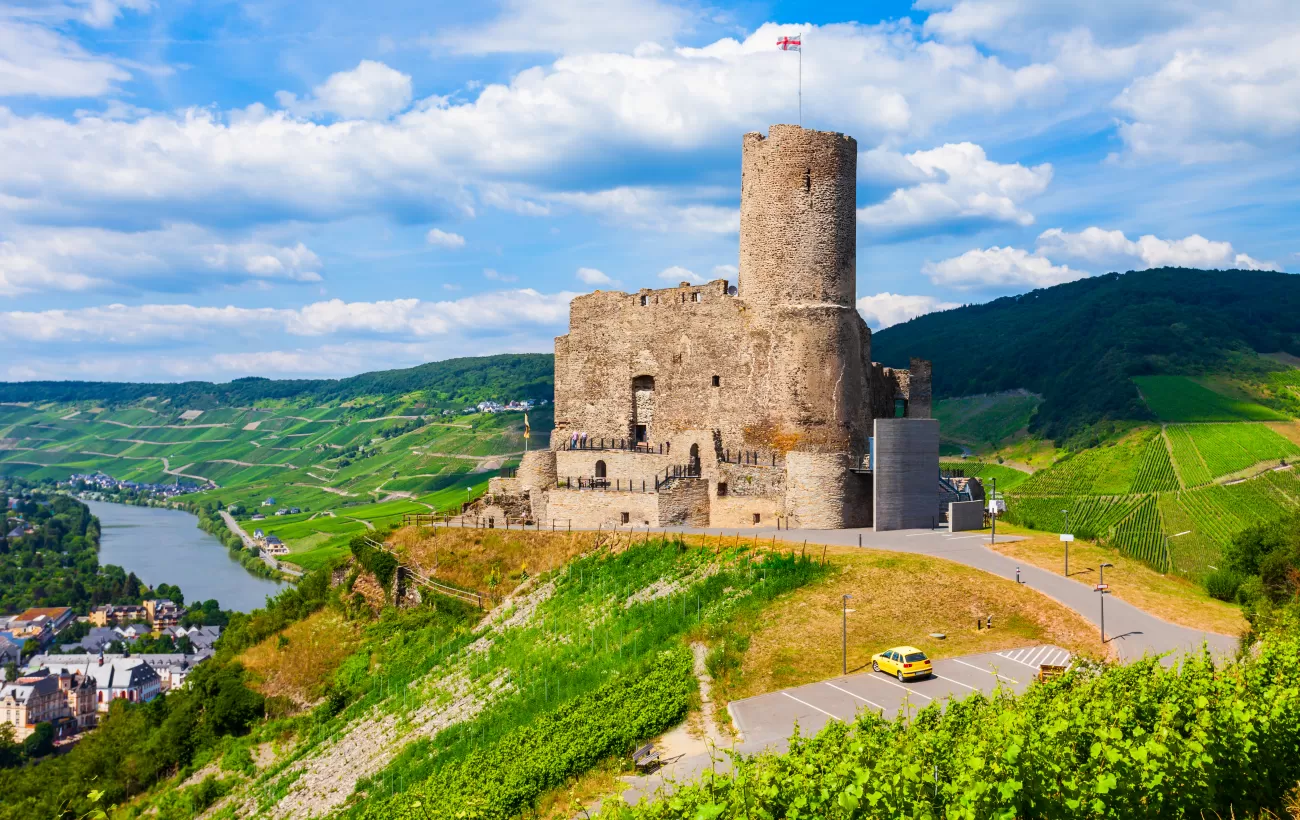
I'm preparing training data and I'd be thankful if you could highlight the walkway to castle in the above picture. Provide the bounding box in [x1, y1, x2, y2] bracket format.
[622, 525, 1236, 662]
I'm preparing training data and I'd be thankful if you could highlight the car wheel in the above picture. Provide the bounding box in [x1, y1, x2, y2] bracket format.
[897, 670, 906, 682]
[872, 661, 880, 672]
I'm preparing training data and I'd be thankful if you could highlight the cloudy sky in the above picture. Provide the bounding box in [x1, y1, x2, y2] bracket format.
[2, 0, 1297, 382]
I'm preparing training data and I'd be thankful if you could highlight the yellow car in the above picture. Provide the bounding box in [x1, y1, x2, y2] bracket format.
[871, 646, 933, 681]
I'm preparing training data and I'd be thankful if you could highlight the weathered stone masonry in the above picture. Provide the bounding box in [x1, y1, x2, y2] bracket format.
[483, 125, 938, 530]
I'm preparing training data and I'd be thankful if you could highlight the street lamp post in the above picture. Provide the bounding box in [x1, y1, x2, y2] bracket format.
[1098, 562, 1113, 643]
[989, 477, 998, 544]
[1061, 508, 1071, 576]
[842, 594, 853, 675]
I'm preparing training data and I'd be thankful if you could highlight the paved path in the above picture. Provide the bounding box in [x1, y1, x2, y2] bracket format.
[645, 525, 1236, 662]
[623, 643, 1072, 806]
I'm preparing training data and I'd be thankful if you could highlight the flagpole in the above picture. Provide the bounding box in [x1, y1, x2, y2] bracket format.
[798, 34, 802, 127]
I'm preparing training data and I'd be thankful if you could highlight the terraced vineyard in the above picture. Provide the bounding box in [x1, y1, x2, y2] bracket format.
[0, 397, 546, 571]
[1005, 419, 1300, 579]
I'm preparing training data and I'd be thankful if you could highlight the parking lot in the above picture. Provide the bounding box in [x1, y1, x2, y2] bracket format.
[729, 644, 1073, 745]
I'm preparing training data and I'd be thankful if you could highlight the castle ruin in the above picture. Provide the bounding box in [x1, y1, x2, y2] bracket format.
[487, 125, 941, 530]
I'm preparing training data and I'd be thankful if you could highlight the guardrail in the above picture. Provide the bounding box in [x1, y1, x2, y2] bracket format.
[560, 438, 669, 454]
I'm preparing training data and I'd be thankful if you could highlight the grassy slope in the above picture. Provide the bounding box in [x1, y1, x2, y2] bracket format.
[713, 543, 1108, 709]
[987, 529, 1247, 636]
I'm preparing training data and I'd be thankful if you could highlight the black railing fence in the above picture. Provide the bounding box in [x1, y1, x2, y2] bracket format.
[719, 448, 777, 467]
[560, 437, 670, 454]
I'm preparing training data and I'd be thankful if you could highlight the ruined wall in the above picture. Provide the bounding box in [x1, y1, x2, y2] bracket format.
[907, 358, 933, 419]
[554, 449, 673, 488]
[658, 479, 709, 526]
[785, 452, 857, 528]
[709, 494, 784, 528]
[542, 489, 659, 529]
[517, 450, 557, 491]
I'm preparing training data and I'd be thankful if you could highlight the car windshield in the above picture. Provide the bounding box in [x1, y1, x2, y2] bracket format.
[904, 653, 927, 663]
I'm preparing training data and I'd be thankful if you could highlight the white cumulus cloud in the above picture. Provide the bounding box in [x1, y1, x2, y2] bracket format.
[425, 228, 466, 249]
[856, 292, 961, 330]
[576, 267, 615, 285]
[1036, 227, 1279, 271]
[276, 60, 414, 120]
[657, 265, 707, 284]
[0, 224, 322, 296]
[858, 143, 1052, 236]
[923, 246, 1088, 290]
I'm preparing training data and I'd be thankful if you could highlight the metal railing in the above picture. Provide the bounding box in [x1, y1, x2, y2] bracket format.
[655, 463, 701, 490]
[556, 476, 655, 493]
[719, 448, 777, 467]
[559, 437, 669, 454]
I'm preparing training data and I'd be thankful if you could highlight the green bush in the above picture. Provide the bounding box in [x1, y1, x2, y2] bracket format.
[1204, 568, 1244, 601]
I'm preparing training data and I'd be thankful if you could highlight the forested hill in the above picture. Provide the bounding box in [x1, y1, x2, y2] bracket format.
[0, 353, 555, 408]
[871, 267, 1300, 442]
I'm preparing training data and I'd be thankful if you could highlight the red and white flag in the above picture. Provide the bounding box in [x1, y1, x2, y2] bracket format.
[777, 35, 801, 51]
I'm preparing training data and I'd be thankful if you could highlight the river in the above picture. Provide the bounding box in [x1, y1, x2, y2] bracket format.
[85, 500, 285, 613]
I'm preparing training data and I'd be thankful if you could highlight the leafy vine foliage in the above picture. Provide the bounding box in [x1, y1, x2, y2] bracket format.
[600, 621, 1300, 819]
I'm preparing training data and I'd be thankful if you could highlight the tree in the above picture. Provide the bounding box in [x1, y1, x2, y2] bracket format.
[21, 722, 54, 759]
[0, 724, 20, 768]
[2, 663, 17, 682]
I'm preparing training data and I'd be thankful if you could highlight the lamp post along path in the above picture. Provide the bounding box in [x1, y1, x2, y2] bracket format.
[1098, 562, 1113, 643]
[842, 594, 853, 675]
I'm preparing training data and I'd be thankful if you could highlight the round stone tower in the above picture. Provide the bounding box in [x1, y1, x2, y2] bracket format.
[739, 125, 857, 310]
[738, 125, 868, 454]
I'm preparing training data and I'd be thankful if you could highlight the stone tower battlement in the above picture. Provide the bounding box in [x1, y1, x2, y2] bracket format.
[739, 125, 857, 310]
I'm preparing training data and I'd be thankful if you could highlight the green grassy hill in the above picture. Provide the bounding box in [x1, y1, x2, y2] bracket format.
[872, 267, 1300, 443]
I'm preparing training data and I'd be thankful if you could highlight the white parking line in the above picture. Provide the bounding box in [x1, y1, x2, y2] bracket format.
[782, 691, 840, 719]
[997, 650, 1047, 670]
[867, 674, 933, 701]
[824, 681, 886, 713]
[933, 673, 977, 691]
[1026, 646, 1050, 667]
[953, 659, 1019, 684]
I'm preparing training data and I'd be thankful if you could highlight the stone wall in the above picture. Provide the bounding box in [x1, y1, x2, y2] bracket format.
[783, 451, 870, 528]
[873, 418, 941, 531]
[709, 494, 784, 528]
[555, 449, 673, 488]
[517, 450, 557, 490]
[543, 488, 660, 529]
[657, 478, 709, 526]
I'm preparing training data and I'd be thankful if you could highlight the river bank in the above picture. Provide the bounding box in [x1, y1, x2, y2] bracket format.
[85, 499, 284, 613]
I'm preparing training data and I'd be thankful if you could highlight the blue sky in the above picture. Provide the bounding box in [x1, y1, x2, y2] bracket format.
[2, 0, 1297, 382]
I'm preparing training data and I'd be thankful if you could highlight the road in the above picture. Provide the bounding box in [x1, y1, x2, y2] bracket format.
[218, 510, 302, 578]
[636, 525, 1236, 662]
[623, 643, 1072, 806]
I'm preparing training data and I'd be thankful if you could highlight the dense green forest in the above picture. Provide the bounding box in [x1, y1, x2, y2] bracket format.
[872, 267, 1300, 442]
[0, 481, 228, 619]
[0, 353, 554, 409]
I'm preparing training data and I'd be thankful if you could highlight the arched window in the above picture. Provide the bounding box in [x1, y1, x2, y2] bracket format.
[595, 460, 607, 478]
[689, 443, 701, 475]
[640, 294, 649, 306]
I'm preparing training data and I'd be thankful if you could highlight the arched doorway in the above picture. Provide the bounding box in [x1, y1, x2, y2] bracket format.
[595, 460, 607, 478]
[689, 443, 700, 476]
